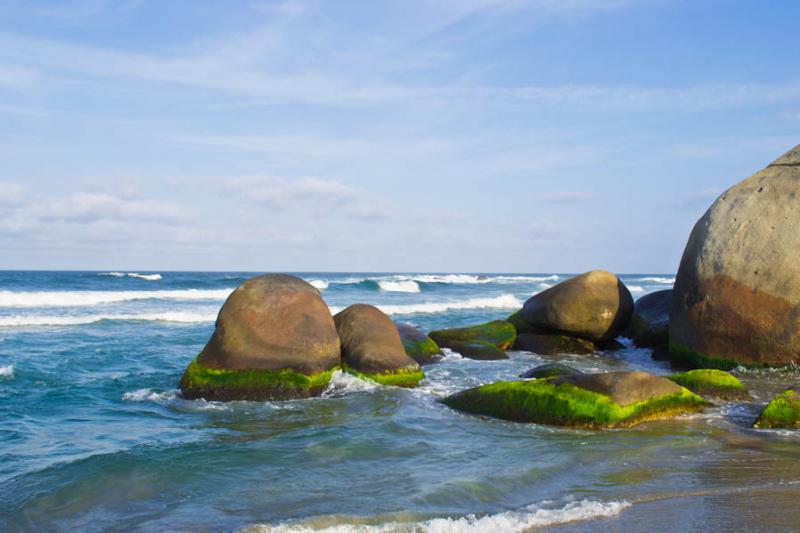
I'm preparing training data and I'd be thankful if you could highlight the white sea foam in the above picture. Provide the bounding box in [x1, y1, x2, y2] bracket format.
[377, 280, 420, 293]
[635, 277, 675, 284]
[628, 285, 645, 293]
[322, 370, 379, 397]
[309, 280, 330, 290]
[328, 294, 523, 316]
[0, 311, 217, 327]
[0, 288, 232, 308]
[122, 388, 178, 402]
[0, 364, 14, 378]
[99, 272, 162, 281]
[250, 498, 630, 532]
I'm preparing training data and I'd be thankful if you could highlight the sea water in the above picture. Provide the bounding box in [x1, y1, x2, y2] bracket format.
[1, 271, 799, 532]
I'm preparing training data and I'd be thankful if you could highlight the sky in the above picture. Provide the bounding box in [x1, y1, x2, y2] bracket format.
[0, 0, 798, 273]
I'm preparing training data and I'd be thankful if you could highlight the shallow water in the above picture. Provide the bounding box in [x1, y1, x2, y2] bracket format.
[1, 271, 798, 532]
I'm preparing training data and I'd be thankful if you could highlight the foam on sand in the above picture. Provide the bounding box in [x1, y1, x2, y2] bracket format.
[0, 288, 232, 308]
[248, 498, 631, 532]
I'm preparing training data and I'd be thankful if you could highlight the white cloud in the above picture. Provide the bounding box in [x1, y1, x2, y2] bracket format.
[0, 181, 27, 205]
[41, 192, 191, 223]
[224, 176, 391, 219]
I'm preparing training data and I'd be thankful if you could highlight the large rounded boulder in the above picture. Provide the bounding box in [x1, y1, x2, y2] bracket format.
[519, 270, 633, 342]
[395, 323, 442, 365]
[670, 144, 800, 368]
[628, 289, 672, 348]
[179, 274, 341, 401]
[334, 304, 424, 387]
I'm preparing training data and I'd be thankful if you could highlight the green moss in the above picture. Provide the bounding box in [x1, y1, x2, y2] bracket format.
[344, 365, 425, 388]
[401, 336, 441, 365]
[668, 342, 749, 370]
[506, 310, 532, 334]
[179, 356, 336, 401]
[443, 379, 706, 429]
[429, 320, 516, 350]
[754, 389, 800, 429]
[668, 369, 749, 400]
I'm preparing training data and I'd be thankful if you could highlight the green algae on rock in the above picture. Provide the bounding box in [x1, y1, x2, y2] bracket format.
[343, 365, 426, 388]
[429, 320, 516, 350]
[506, 309, 533, 334]
[668, 369, 750, 400]
[446, 340, 508, 360]
[443, 371, 706, 429]
[395, 323, 442, 365]
[754, 387, 800, 429]
[519, 363, 583, 379]
[180, 357, 337, 401]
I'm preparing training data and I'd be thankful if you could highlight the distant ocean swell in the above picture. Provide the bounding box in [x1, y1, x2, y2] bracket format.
[0, 294, 523, 327]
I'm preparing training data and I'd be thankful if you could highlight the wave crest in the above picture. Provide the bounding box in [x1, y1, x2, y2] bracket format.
[377, 280, 420, 293]
[0, 364, 14, 378]
[99, 272, 162, 281]
[249, 498, 630, 532]
[0, 288, 232, 308]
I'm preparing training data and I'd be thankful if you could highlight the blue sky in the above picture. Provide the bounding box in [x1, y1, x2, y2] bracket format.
[0, 0, 797, 272]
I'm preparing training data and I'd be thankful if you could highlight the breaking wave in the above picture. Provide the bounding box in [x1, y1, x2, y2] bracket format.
[99, 272, 163, 281]
[0, 364, 14, 378]
[248, 498, 631, 532]
[377, 280, 420, 293]
[0, 311, 217, 327]
[329, 294, 523, 316]
[0, 289, 232, 308]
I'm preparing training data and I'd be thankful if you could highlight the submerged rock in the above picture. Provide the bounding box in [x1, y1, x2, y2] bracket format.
[334, 304, 424, 387]
[520, 270, 633, 343]
[446, 341, 508, 360]
[628, 290, 672, 348]
[514, 332, 594, 355]
[443, 370, 706, 429]
[520, 363, 583, 379]
[754, 386, 800, 429]
[395, 323, 442, 365]
[670, 144, 800, 368]
[179, 274, 341, 401]
[667, 369, 750, 401]
[429, 320, 516, 351]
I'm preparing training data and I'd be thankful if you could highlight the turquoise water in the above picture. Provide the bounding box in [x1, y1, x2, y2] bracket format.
[1, 272, 799, 532]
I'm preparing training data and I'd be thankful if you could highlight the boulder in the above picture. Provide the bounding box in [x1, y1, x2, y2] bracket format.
[395, 323, 442, 365]
[443, 370, 706, 428]
[670, 145, 800, 368]
[514, 332, 594, 355]
[447, 341, 508, 360]
[179, 274, 341, 401]
[754, 386, 800, 429]
[429, 320, 516, 351]
[667, 369, 750, 401]
[520, 363, 583, 379]
[520, 270, 633, 342]
[629, 290, 671, 348]
[334, 304, 424, 387]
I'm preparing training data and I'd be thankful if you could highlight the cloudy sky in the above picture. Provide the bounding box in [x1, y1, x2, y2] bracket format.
[0, 0, 797, 273]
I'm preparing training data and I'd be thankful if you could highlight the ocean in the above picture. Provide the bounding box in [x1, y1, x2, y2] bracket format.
[1, 271, 799, 532]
